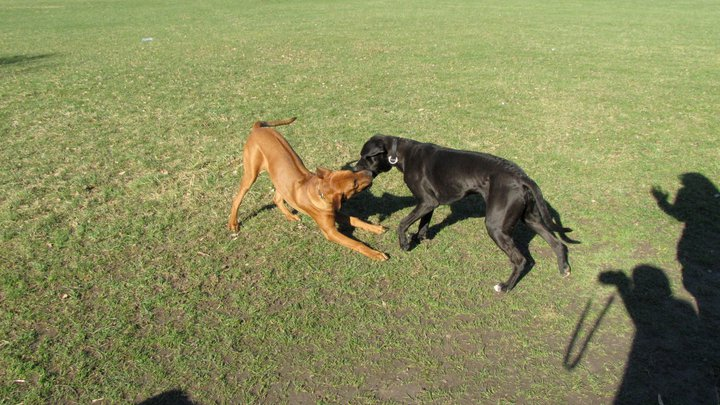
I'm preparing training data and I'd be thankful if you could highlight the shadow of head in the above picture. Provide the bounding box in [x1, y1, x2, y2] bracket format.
[136, 389, 197, 405]
[598, 265, 671, 299]
[679, 172, 719, 194]
[652, 172, 719, 296]
[631, 265, 672, 301]
[0, 53, 56, 67]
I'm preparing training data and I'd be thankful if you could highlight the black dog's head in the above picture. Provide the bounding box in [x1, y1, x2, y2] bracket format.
[354, 134, 395, 177]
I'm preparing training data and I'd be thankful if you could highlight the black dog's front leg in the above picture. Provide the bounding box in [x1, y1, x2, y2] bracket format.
[398, 203, 437, 250]
[416, 211, 434, 241]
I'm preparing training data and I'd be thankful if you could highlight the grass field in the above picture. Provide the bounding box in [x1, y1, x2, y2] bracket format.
[2, 0, 719, 403]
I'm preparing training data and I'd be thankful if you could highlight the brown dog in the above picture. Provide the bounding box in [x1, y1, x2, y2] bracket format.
[228, 117, 388, 261]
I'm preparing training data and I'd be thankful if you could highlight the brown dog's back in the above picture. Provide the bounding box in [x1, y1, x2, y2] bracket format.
[245, 117, 310, 196]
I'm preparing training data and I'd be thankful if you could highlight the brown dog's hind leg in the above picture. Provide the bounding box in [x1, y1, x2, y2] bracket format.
[273, 192, 300, 222]
[228, 148, 263, 232]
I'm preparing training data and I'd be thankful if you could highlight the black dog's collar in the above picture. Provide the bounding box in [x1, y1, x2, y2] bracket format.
[388, 138, 398, 165]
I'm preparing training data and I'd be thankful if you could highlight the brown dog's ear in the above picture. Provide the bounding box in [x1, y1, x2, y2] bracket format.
[330, 192, 343, 212]
[316, 167, 332, 179]
[318, 177, 343, 211]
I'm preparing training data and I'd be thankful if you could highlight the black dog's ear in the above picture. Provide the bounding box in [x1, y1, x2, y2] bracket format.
[361, 139, 386, 158]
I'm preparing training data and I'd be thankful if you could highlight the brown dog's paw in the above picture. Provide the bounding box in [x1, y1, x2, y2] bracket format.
[228, 222, 239, 232]
[369, 251, 389, 261]
[368, 224, 387, 235]
[284, 213, 300, 222]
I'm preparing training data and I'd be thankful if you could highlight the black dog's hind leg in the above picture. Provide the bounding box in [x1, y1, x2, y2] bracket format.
[523, 206, 570, 277]
[398, 202, 437, 250]
[485, 191, 526, 293]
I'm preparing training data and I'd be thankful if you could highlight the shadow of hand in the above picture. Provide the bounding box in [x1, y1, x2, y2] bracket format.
[651, 185, 669, 204]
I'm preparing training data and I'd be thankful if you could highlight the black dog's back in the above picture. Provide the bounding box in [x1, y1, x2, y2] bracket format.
[407, 142, 523, 199]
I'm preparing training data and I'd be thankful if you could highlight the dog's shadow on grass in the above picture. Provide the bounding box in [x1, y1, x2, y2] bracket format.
[344, 191, 573, 284]
[425, 194, 573, 284]
[338, 191, 416, 251]
[235, 203, 276, 227]
[341, 191, 417, 223]
[240, 188, 573, 271]
[236, 195, 397, 254]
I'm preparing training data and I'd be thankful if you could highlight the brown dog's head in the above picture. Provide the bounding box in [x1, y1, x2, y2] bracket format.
[316, 167, 373, 210]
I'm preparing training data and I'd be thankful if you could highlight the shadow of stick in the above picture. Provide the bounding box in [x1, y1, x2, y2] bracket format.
[564, 294, 615, 370]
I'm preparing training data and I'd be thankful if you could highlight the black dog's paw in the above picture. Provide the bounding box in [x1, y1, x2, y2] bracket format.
[411, 233, 427, 245]
[400, 240, 411, 251]
[494, 283, 509, 293]
[415, 229, 429, 241]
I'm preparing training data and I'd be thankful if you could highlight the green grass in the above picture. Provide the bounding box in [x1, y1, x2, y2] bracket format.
[2, 0, 719, 403]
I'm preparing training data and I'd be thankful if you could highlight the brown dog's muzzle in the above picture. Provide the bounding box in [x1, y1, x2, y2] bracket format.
[355, 170, 373, 190]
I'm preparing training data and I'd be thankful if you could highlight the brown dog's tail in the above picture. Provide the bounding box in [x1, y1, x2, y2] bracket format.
[252, 117, 297, 129]
[522, 178, 578, 243]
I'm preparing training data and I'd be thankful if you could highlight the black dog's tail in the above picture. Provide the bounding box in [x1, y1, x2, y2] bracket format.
[252, 117, 297, 129]
[522, 178, 578, 243]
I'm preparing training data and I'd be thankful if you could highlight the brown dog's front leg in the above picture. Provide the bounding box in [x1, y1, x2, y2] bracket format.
[315, 215, 388, 261]
[336, 213, 387, 235]
[273, 192, 300, 222]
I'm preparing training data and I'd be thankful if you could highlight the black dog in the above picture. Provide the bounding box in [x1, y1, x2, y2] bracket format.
[355, 134, 573, 292]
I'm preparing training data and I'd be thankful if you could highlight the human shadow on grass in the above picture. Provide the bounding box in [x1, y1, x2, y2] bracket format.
[652, 172, 720, 399]
[563, 293, 616, 371]
[136, 389, 198, 405]
[0, 53, 56, 67]
[597, 266, 718, 404]
[566, 173, 720, 403]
